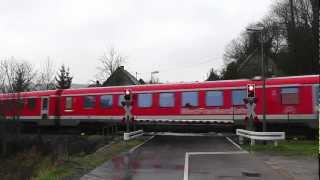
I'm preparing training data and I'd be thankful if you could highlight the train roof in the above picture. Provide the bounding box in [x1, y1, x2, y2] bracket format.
[52, 74, 320, 95]
[0, 75, 318, 99]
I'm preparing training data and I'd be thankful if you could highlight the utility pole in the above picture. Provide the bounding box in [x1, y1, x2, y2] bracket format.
[261, 31, 267, 132]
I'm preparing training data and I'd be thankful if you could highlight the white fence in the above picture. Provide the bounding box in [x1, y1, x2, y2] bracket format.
[236, 129, 285, 146]
[124, 130, 144, 141]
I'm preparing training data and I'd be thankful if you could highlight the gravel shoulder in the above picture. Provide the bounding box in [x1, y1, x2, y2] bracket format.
[251, 152, 319, 180]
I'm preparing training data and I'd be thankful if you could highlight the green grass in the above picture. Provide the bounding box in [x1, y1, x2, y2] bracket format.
[242, 140, 318, 157]
[32, 139, 144, 180]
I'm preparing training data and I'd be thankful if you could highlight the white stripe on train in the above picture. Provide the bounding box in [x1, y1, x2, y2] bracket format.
[9, 114, 317, 121]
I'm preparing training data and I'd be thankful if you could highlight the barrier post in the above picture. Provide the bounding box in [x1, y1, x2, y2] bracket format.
[126, 115, 130, 133]
[239, 136, 244, 145]
[250, 139, 255, 146]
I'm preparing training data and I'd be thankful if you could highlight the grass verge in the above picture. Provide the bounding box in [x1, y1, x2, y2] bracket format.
[32, 138, 145, 180]
[242, 140, 318, 157]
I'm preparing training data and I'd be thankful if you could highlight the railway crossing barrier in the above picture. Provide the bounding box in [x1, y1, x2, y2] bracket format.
[124, 130, 143, 141]
[236, 129, 285, 147]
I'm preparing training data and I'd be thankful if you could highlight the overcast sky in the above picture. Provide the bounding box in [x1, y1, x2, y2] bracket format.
[0, 0, 273, 84]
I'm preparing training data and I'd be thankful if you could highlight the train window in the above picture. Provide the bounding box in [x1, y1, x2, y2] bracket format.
[28, 98, 36, 110]
[232, 90, 246, 105]
[84, 96, 96, 108]
[159, 93, 174, 107]
[101, 95, 113, 108]
[281, 87, 299, 105]
[182, 91, 198, 107]
[206, 91, 223, 106]
[138, 93, 152, 108]
[65, 97, 73, 110]
[118, 95, 125, 106]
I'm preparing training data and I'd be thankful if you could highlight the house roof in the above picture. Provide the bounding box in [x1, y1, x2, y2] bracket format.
[102, 66, 140, 86]
[237, 49, 284, 78]
[238, 48, 259, 72]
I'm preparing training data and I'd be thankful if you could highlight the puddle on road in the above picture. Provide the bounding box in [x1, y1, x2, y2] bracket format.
[108, 152, 184, 180]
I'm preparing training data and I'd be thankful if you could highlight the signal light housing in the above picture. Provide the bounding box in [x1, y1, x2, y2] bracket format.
[124, 89, 131, 101]
[247, 84, 255, 98]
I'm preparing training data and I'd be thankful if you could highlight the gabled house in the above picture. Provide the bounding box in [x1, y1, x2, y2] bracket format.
[238, 49, 284, 78]
[102, 66, 140, 86]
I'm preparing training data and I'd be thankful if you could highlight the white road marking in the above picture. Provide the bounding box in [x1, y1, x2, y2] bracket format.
[188, 151, 248, 155]
[183, 151, 248, 180]
[226, 136, 243, 151]
[183, 153, 190, 180]
[144, 132, 230, 137]
[145, 132, 210, 137]
[183, 134, 248, 180]
[129, 135, 155, 153]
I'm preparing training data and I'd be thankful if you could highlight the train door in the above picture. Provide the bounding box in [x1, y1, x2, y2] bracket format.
[41, 97, 49, 120]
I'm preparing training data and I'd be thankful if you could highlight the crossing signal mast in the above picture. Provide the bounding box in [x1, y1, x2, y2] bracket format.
[244, 84, 258, 131]
[123, 89, 133, 132]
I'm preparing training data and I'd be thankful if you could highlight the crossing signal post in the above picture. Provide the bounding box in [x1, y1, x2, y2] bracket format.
[123, 89, 133, 133]
[244, 84, 258, 131]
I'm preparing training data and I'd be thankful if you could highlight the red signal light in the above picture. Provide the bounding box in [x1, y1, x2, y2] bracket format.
[248, 85, 254, 91]
[247, 84, 255, 98]
[124, 89, 132, 101]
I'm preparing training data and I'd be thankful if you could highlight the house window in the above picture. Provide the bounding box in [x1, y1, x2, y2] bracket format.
[159, 93, 174, 107]
[281, 87, 299, 105]
[84, 96, 96, 108]
[232, 90, 246, 105]
[118, 95, 125, 106]
[182, 91, 198, 107]
[100, 95, 113, 108]
[65, 97, 73, 110]
[138, 93, 152, 108]
[206, 91, 223, 106]
[28, 98, 36, 110]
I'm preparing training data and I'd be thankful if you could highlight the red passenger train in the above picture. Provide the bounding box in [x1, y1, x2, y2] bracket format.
[0, 75, 319, 129]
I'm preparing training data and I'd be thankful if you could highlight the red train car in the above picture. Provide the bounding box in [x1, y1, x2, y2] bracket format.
[0, 75, 319, 129]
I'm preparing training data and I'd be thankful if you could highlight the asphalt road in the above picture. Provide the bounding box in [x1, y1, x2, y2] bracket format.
[81, 133, 291, 180]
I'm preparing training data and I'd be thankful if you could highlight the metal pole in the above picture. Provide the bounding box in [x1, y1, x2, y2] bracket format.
[126, 115, 130, 133]
[261, 31, 267, 132]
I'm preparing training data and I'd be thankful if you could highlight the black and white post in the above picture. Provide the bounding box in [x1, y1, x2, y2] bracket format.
[123, 89, 133, 133]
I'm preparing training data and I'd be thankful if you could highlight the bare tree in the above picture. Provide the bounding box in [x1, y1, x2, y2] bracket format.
[222, 0, 318, 78]
[0, 61, 6, 93]
[0, 58, 35, 93]
[0, 59, 15, 93]
[12, 62, 35, 92]
[96, 47, 126, 81]
[36, 58, 56, 90]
